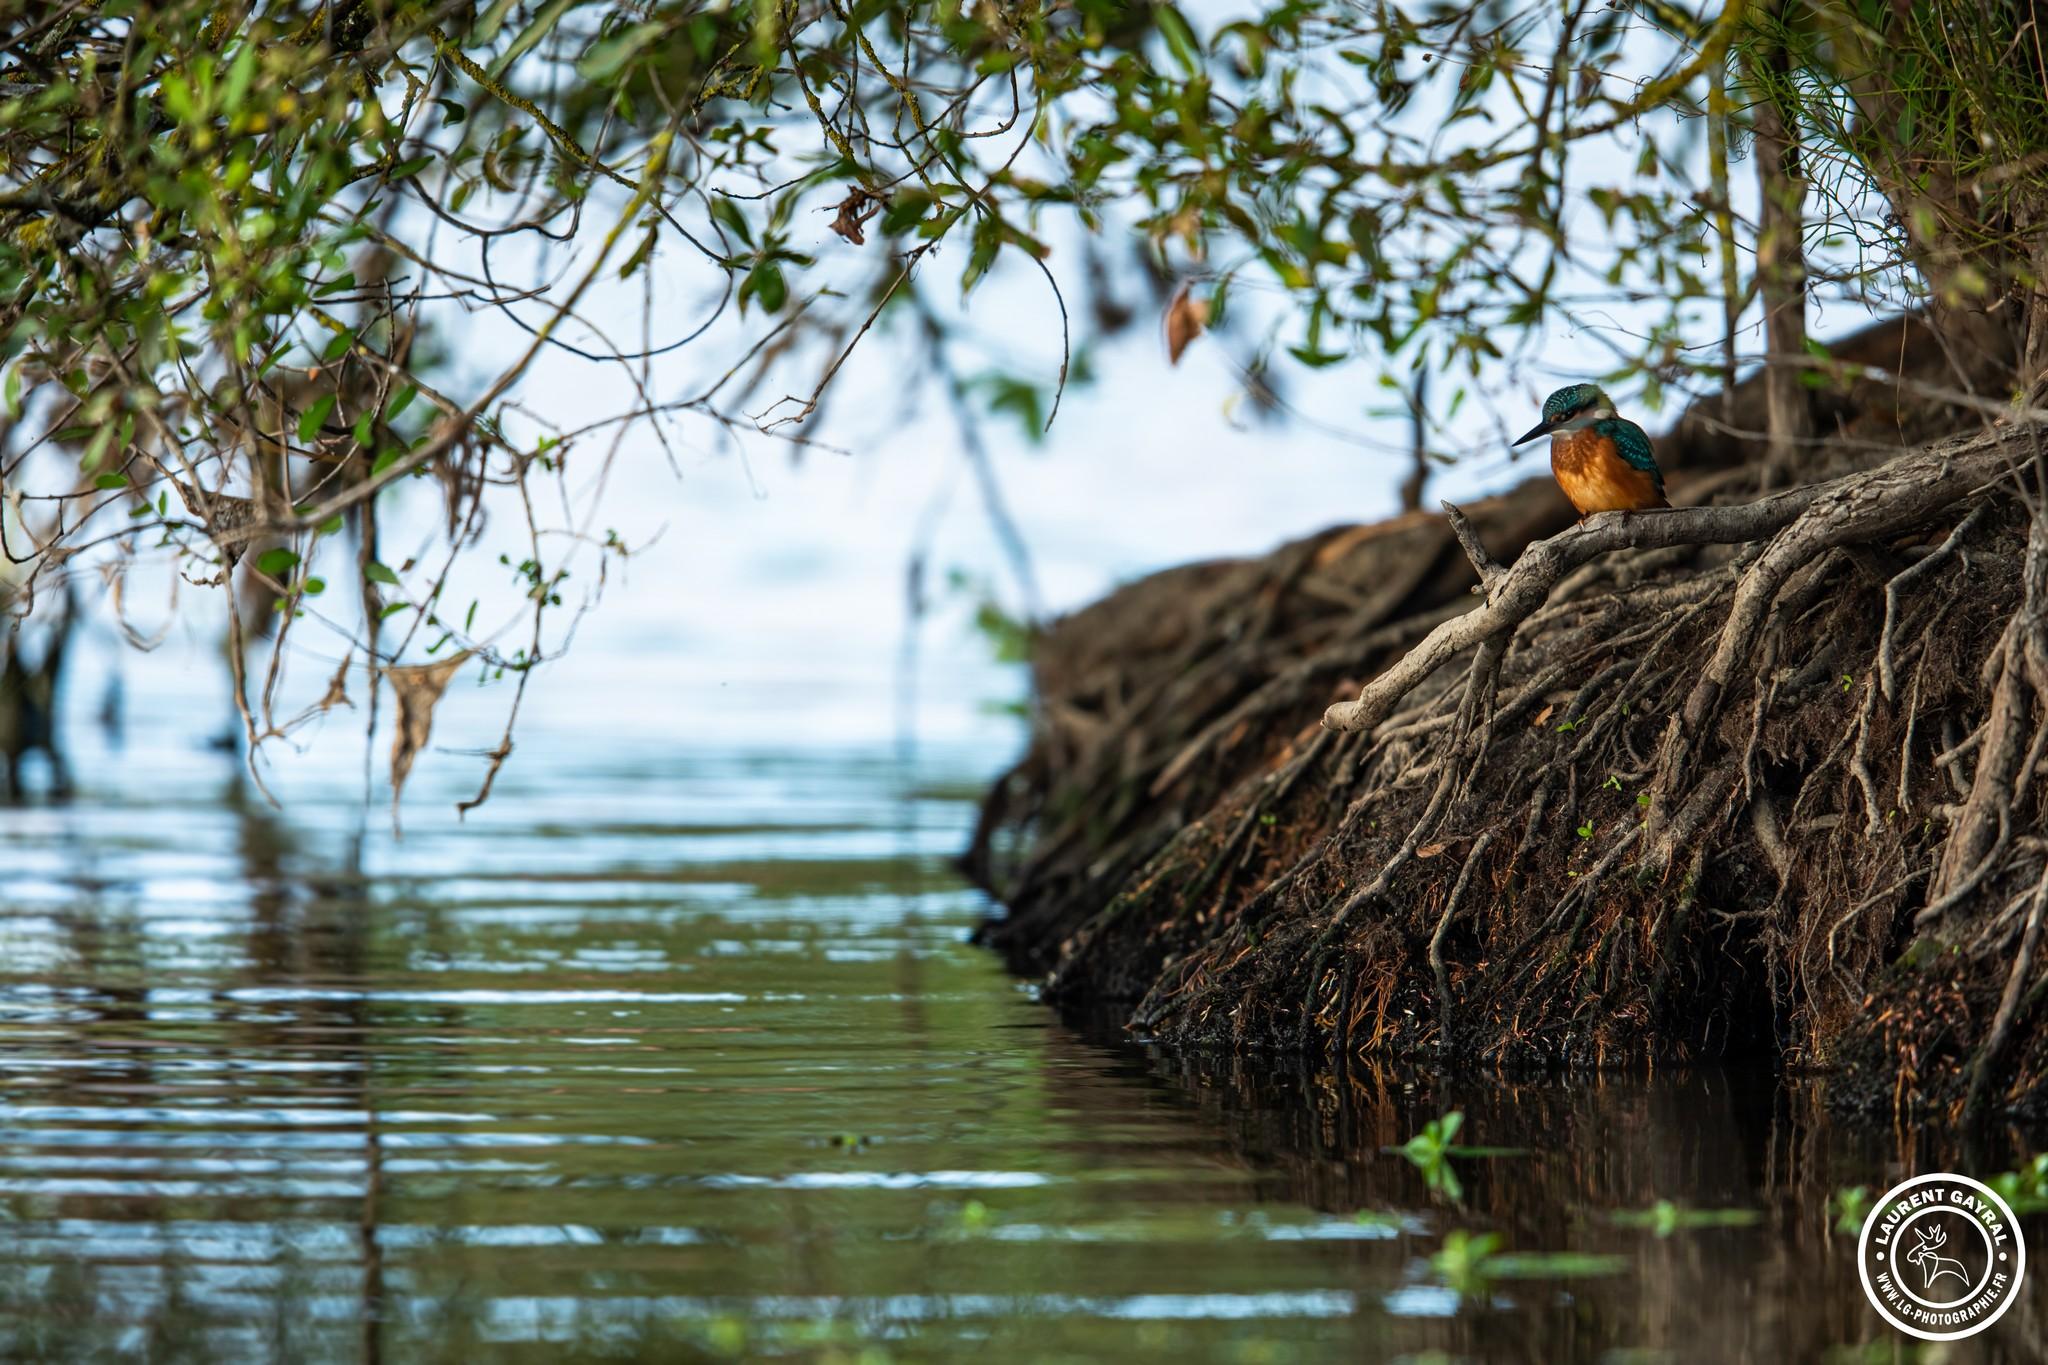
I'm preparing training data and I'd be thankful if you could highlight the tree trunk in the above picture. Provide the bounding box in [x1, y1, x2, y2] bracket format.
[1709, 55, 1741, 428]
[1750, 18, 1811, 482]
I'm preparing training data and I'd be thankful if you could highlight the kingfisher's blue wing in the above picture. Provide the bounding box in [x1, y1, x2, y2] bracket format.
[1595, 418, 1663, 492]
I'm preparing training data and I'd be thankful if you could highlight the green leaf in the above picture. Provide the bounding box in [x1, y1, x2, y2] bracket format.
[223, 43, 256, 112]
[2, 362, 21, 420]
[962, 214, 1001, 295]
[1155, 6, 1203, 76]
[387, 156, 433, 182]
[881, 190, 933, 235]
[578, 22, 664, 81]
[298, 395, 337, 442]
[745, 260, 787, 313]
[469, 0, 520, 45]
[710, 196, 754, 248]
[365, 561, 402, 586]
[303, 576, 327, 596]
[256, 547, 300, 578]
[618, 224, 658, 280]
[317, 513, 345, 535]
[384, 386, 418, 421]
[94, 472, 129, 490]
[490, 0, 576, 78]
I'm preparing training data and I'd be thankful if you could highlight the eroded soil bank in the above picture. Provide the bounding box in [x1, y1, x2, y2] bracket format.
[968, 320, 2048, 1119]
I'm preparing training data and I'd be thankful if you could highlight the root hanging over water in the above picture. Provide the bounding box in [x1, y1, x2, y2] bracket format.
[971, 420, 2048, 1119]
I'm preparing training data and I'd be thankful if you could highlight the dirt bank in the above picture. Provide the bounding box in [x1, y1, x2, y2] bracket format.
[969, 324, 2048, 1119]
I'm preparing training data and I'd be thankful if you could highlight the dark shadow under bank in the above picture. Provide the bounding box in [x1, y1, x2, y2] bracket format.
[966, 316, 2048, 1120]
[1046, 1004, 2048, 1362]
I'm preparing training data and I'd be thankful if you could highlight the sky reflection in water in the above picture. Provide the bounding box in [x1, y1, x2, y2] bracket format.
[1, 705, 2043, 1363]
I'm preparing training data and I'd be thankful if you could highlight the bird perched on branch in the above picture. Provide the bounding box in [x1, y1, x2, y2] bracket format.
[1513, 384, 1668, 518]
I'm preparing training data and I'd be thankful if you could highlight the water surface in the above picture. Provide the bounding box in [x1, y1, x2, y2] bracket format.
[2, 725, 2042, 1362]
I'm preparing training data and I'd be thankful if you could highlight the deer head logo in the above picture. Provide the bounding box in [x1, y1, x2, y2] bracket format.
[1905, 1223, 1971, 1293]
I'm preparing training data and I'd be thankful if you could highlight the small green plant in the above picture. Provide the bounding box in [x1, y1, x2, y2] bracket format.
[1830, 1185, 1872, 1234]
[1986, 1154, 2048, 1214]
[1431, 1229, 1627, 1295]
[1395, 1111, 1468, 1199]
[1577, 820, 1594, 839]
[1430, 1229, 1501, 1293]
[1609, 1200, 1761, 1237]
[705, 1316, 749, 1357]
[1389, 1111, 1526, 1201]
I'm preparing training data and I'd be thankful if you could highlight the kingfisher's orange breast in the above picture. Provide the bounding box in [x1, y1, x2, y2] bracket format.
[1550, 429, 1666, 516]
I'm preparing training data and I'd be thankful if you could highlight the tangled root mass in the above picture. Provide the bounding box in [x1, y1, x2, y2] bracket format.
[970, 401, 2048, 1121]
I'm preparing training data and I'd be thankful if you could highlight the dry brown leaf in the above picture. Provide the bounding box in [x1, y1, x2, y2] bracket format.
[828, 186, 882, 246]
[384, 650, 473, 827]
[316, 652, 353, 713]
[1531, 703, 1554, 729]
[1416, 842, 1447, 860]
[1165, 285, 1210, 365]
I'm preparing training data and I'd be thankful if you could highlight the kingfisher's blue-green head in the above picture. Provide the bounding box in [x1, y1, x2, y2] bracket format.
[1513, 383, 1616, 446]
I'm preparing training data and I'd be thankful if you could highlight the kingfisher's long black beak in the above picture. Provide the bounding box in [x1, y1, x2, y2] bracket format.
[1511, 418, 1553, 447]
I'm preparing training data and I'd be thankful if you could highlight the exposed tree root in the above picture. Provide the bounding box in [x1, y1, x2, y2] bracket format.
[972, 416, 2048, 1119]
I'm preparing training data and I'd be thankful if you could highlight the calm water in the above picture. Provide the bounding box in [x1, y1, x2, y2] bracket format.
[3, 717, 2044, 1362]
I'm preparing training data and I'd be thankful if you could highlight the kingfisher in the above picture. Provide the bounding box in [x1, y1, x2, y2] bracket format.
[1512, 383, 1668, 518]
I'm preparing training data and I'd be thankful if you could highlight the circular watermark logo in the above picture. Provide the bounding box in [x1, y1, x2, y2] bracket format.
[1858, 1173, 2025, 1341]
